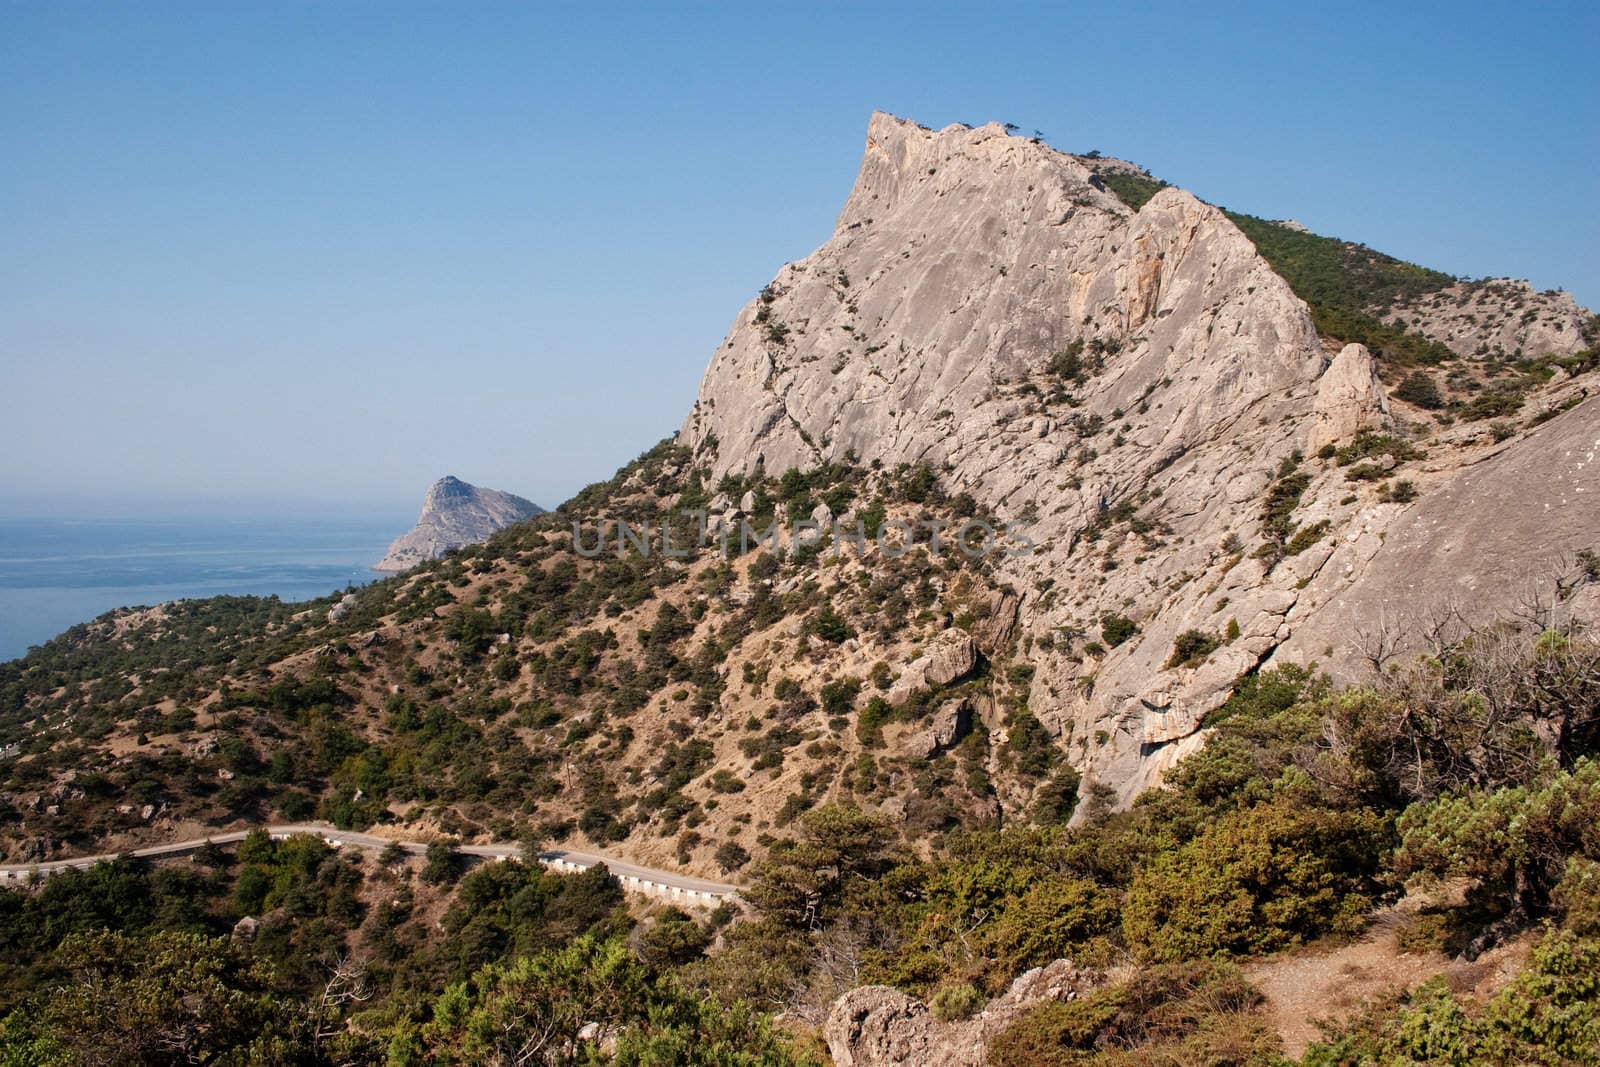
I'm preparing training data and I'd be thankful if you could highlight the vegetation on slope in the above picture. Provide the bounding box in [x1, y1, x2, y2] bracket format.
[0, 441, 1031, 873]
[5, 623, 1599, 1062]
[1095, 167, 1460, 367]
[1223, 211, 1458, 367]
[0, 181, 1595, 1059]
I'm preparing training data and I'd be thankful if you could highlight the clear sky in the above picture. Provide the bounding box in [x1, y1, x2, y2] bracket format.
[4, 1, 1595, 517]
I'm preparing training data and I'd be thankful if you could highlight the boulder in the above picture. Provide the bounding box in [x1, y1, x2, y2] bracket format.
[1307, 343, 1391, 454]
[824, 959, 1103, 1067]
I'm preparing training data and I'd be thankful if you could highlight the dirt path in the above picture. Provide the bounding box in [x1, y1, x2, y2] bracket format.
[1246, 908, 1534, 1058]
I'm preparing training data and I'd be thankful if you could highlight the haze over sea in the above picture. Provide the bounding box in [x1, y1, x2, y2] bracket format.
[0, 516, 407, 662]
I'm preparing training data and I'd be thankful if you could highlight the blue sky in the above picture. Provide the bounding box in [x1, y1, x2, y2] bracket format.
[3, 1, 1595, 516]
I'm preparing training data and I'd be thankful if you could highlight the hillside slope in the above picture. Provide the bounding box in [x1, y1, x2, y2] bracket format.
[2, 112, 1596, 870]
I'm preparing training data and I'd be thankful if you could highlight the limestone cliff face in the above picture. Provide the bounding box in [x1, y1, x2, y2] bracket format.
[375, 476, 542, 572]
[681, 112, 1600, 809]
[683, 112, 1323, 481]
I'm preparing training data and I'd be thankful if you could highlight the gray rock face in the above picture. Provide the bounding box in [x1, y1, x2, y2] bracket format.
[824, 959, 1102, 1067]
[679, 111, 1600, 811]
[375, 476, 542, 572]
[682, 112, 1323, 481]
[1274, 395, 1600, 677]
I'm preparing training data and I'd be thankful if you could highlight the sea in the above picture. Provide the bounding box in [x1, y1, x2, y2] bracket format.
[0, 516, 408, 663]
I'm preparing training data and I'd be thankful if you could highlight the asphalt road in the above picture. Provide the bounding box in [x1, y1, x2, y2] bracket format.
[0, 823, 741, 899]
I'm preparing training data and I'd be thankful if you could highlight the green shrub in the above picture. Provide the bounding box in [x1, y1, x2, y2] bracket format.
[980, 877, 1120, 976]
[1459, 391, 1525, 421]
[808, 605, 854, 644]
[1380, 479, 1418, 503]
[714, 840, 750, 873]
[1344, 461, 1389, 482]
[1395, 371, 1445, 409]
[1166, 630, 1221, 669]
[1284, 520, 1330, 556]
[856, 696, 892, 747]
[1334, 432, 1416, 466]
[989, 960, 1277, 1067]
[1304, 932, 1600, 1066]
[930, 982, 984, 1022]
[1096, 171, 1169, 211]
[1100, 613, 1138, 649]
[421, 841, 463, 885]
[1122, 782, 1389, 960]
[820, 677, 861, 717]
[1049, 339, 1089, 383]
[1394, 759, 1600, 939]
[709, 770, 746, 794]
[1260, 469, 1311, 546]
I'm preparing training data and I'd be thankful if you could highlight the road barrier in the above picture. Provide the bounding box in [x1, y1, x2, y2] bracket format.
[0, 828, 741, 906]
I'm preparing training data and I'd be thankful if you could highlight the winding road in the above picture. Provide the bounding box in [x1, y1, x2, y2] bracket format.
[0, 823, 741, 904]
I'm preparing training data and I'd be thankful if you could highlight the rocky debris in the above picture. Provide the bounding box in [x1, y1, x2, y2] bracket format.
[886, 631, 978, 704]
[824, 959, 1103, 1067]
[1307, 343, 1392, 454]
[375, 476, 543, 572]
[1381, 278, 1595, 362]
[232, 915, 260, 942]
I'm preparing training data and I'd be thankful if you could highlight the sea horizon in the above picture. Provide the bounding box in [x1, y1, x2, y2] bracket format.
[0, 512, 412, 662]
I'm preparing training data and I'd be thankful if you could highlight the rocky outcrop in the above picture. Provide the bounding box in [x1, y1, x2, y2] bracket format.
[1307, 343, 1391, 454]
[906, 697, 972, 758]
[679, 111, 1600, 811]
[375, 476, 542, 572]
[1381, 278, 1595, 361]
[886, 631, 979, 704]
[825, 959, 1103, 1067]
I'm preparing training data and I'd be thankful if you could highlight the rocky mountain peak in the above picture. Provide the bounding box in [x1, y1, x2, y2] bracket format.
[682, 111, 1323, 482]
[423, 475, 476, 506]
[680, 110, 1599, 807]
[375, 476, 542, 572]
